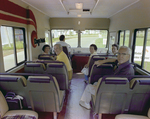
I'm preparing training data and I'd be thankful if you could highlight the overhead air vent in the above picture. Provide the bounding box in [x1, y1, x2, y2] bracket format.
[83, 9, 90, 12]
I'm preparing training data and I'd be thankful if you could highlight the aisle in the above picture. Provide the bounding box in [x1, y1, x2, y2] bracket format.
[61, 73, 93, 119]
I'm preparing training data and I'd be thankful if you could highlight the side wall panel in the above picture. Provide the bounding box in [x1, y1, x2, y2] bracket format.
[0, 0, 50, 73]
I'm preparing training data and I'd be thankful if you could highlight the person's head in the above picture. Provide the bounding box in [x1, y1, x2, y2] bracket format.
[42, 45, 50, 54]
[117, 46, 131, 64]
[59, 35, 65, 41]
[112, 44, 118, 54]
[54, 44, 62, 55]
[89, 44, 97, 54]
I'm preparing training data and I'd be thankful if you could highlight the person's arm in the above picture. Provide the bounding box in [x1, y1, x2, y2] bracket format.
[84, 57, 91, 68]
[94, 58, 117, 67]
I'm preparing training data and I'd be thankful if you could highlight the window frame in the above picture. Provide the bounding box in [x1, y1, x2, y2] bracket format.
[50, 29, 108, 48]
[132, 28, 149, 71]
[1, 26, 27, 72]
[118, 30, 130, 46]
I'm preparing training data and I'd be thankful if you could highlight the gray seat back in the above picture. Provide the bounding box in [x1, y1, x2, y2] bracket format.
[27, 75, 64, 112]
[24, 62, 45, 74]
[0, 75, 27, 108]
[89, 64, 114, 84]
[92, 76, 130, 114]
[128, 78, 150, 114]
[45, 61, 68, 90]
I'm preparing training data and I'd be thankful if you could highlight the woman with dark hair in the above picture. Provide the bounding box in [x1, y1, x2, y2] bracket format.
[112, 44, 119, 55]
[42, 45, 51, 54]
[41, 45, 55, 60]
[82, 44, 98, 83]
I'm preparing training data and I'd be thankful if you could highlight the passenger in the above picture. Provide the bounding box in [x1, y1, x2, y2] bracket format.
[42, 44, 55, 60]
[42, 44, 51, 54]
[79, 46, 134, 110]
[54, 44, 73, 80]
[112, 44, 119, 55]
[83, 44, 98, 83]
[56, 35, 71, 54]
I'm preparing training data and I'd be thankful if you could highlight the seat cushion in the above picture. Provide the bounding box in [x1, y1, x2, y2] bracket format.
[115, 114, 149, 119]
[3, 110, 38, 119]
[2, 115, 36, 119]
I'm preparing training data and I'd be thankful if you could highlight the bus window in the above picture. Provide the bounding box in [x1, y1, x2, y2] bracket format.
[118, 30, 130, 47]
[143, 28, 150, 72]
[45, 32, 49, 45]
[119, 31, 124, 46]
[1, 26, 26, 71]
[133, 30, 145, 66]
[81, 30, 108, 48]
[51, 30, 78, 47]
[124, 30, 130, 46]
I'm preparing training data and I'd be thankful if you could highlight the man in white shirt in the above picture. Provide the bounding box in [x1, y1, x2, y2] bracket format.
[56, 35, 71, 54]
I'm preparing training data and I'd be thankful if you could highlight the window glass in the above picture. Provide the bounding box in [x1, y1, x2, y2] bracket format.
[1, 26, 26, 71]
[124, 30, 130, 46]
[45, 32, 49, 44]
[119, 31, 124, 46]
[133, 30, 145, 66]
[81, 30, 107, 48]
[1, 26, 15, 71]
[51, 30, 77, 47]
[14, 28, 25, 63]
[143, 28, 150, 72]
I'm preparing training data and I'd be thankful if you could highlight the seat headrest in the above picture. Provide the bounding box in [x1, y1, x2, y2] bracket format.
[47, 63, 63, 68]
[0, 75, 27, 86]
[28, 76, 51, 83]
[130, 78, 150, 89]
[105, 77, 128, 84]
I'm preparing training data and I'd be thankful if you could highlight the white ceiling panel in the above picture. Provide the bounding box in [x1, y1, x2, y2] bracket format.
[22, 0, 140, 18]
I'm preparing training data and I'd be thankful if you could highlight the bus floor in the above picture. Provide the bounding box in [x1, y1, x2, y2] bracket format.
[38, 73, 116, 119]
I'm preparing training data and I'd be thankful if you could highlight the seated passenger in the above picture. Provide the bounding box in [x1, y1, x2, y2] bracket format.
[41, 44, 55, 60]
[56, 35, 71, 54]
[84, 44, 98, 83]
[54, 44, 73, 80]
[112, 44, 119, 55]
[79, 46, 134, 110]
[42, 44, 51, 54]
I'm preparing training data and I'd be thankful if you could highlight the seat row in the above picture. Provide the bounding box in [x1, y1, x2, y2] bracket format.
[88, 55, 117, 77]
[24, 61, 68, 90]
[0, 73, 65, 119]
[91, 75, 150, 119]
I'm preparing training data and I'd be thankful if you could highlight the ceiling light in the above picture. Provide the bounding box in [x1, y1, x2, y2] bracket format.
[77, 15, 81, 17]
[75, 3, 83, 10]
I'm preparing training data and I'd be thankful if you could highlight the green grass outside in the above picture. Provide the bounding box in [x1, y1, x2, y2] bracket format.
[2, 41, 24, 50]
[95, 38, 106, 48]
[134, 61, 150, 72]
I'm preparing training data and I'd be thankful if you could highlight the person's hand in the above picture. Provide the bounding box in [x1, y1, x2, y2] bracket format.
[84, 64, 88, 68]
[94, 60, 103, 67]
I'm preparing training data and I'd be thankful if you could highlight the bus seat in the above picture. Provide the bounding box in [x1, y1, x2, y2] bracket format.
[24, 62, 46, 74]
[0, 91, 38, 119]
[62, 46, 69, 57]
[27, 75, 65, 119]
[38, 54, 55, 60]
[45, 61, 69, 90]
[88, 55, 105, 77]
[128, 78, 150, 114]
[91, 76, 130, 119]
[0, 75, 28, 108]
[89, 64, 114, 84]
[115, 108, 150, 119]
